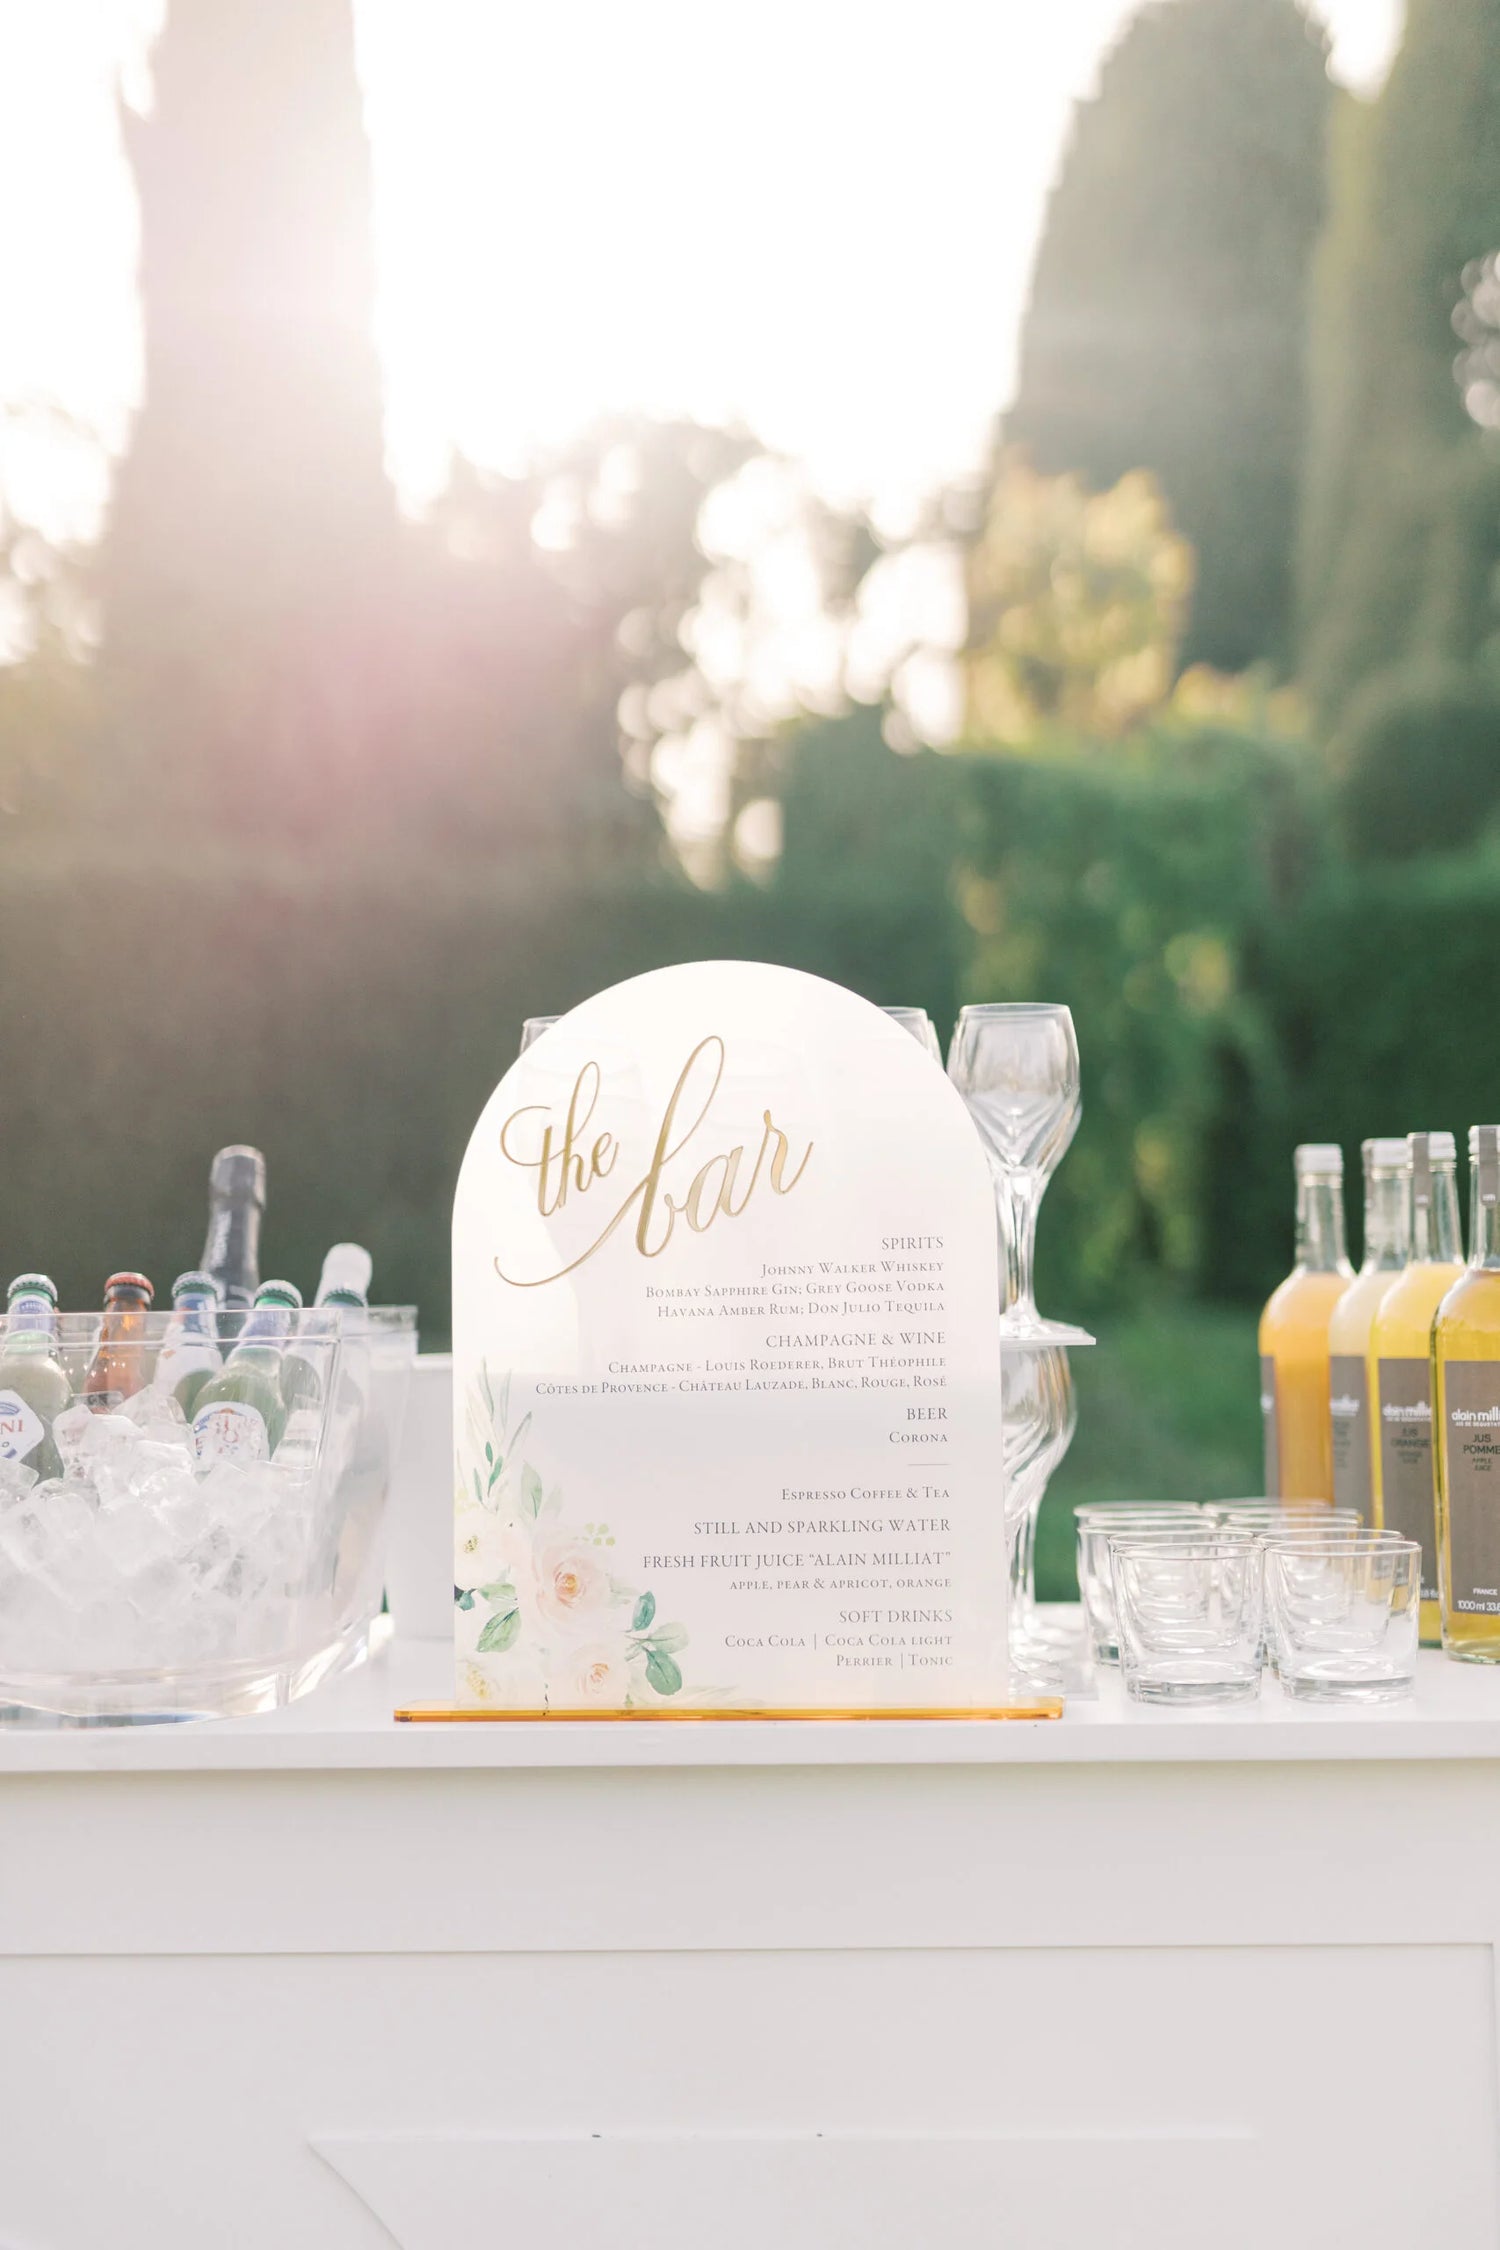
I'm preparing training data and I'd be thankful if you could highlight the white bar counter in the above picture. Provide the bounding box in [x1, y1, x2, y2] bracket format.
[2, 1632, 1498, 2248]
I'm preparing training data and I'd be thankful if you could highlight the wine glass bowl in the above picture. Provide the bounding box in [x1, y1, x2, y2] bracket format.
[948, 1002, 1083, 1340]
[949, 1003, 1080, 1176]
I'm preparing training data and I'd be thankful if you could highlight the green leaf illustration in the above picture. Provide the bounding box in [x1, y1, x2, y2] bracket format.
[647, 1622, 688, 1655]
[497, 1371, 511, 1433]
[632, 1591, 656, 1632]
[644, 1648, 683, 1696]
[476, 1578, 515, 1605]
[484, 1441, 493, 1465]
[487, 1453, 505, 1490]
[520, 1464, 544, 1519]
[510, 1411, 532, 1456]
[455, 1587, 475, 1611]
[471, 1468, 483, 1508]
[477, 1607, 522, 1655]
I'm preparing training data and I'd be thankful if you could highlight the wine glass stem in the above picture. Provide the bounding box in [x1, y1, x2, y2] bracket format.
[1003, 1175, 1041, 1317]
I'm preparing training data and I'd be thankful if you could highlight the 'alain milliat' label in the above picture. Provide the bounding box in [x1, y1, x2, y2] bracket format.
[1378, 1356, 1438, 1602]
[1441, 1362, 1500, 1615]
[1259, 1354, 1278, 1496]
[1329, 1353, 1372, 1517]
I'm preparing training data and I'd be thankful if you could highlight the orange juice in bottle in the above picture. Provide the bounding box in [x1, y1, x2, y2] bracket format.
[1372, 1130, 1463, 1645]
[1434, 1126, 1500, 1662]
[1258, 1144, 1352, 1501]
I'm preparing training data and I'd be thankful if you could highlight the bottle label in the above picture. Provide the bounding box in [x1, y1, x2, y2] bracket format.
[1378, 1358, 1438, 1601]
[192, 1399, 269, 1468]
[1259, 1355, 1279, 1496]
[1440, 1362, 1500, 1614]
[7, 1292, 55, 1338]
[0, 1389, 44, 1464]
[1329, 1355, 1372, 1517]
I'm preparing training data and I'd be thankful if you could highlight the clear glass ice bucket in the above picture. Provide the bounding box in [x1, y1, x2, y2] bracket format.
[0, 1305, 416, 1721]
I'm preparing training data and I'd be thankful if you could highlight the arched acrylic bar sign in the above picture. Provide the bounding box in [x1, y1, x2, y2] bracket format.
[452, 962, 1006, 1715]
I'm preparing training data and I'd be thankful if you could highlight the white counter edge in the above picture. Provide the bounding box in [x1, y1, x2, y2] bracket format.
[3, 1637, 1500, 1772]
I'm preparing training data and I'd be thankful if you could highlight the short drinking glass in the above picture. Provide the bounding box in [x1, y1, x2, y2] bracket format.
[1111, 1532, 1263, 1706]
[1263, 1534, 1420, 1703]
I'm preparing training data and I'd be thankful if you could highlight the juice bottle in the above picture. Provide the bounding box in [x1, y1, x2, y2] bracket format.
[1258, 1143, 1352, 1501]
[1434, 1125, 1500, 1660]
[1326, 1139, 1411, 1519]
[1370, 1130, 1462, 1645]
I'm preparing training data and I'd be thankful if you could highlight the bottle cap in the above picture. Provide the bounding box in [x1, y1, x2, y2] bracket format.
[1362, 1138, 1410, 1172]
[1409, 1130, 1457, 1166]
[317, 1243, 373, 1304]
[172, 1270, 221, 1302]
[210, 1146, 266, 1208]
[1472, 1127, 1500, 1201]
[6, 1273, 57, 1305]
[103, 1271, 154, 1304]
[322, 1285, 368, 1310]
[1294, 1143, 1343, 1175]
[254, 1279, 303, 1309]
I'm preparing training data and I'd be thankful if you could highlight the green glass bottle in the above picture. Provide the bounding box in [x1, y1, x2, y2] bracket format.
[154, 1270, 224, 1420]
[190, 1279, 300, 1467]
[0, 1274, 71, 1480]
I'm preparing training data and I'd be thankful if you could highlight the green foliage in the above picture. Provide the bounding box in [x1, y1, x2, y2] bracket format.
[964, 461, 1193, 744]
[1035, 1301, 1264, 1599]
[953, 721, 1328, 1308]
[1005, 0, 1331, 674]
[0, 834, 969, 1342]
[1337, 660, 1500, 859]
[1300, 0, 1500, 722]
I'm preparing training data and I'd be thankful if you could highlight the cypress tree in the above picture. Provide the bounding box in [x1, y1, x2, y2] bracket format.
[1004, 0, 1331, 677]
[1300, 0, 1500, 724]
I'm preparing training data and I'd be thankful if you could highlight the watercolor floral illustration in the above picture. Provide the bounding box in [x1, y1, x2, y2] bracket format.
[454, 1362, 692, 1708]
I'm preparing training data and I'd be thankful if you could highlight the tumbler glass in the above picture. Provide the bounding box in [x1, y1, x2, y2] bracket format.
[1110, 1530, 1264, 1705]
[1075, 1507, 1207, 1667]
[1263, 1533, 1420, 1703]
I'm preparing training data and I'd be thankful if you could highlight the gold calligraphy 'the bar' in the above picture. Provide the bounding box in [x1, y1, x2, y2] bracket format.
[494, 1035, 813, 1287]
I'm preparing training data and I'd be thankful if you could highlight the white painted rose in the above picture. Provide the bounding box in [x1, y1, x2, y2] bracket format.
[559, 1640, 632, 1707]
[532, 1532, 612, 1631]
[453, 1502, 513, 1592]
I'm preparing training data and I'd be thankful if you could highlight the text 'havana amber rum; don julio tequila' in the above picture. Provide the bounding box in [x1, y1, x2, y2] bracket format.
[1371, 1130, 1462, 1646]
[1259, 1143, 1352, 1502]
[1326, 1138, 1411, 1521]
[1434, 1126, 1500, 1662]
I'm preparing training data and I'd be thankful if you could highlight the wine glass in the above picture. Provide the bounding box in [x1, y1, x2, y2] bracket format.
[882, 1006, 942, 1061]
[948, 1002, 1081, 1341]
[518, 1015, 559, 1053]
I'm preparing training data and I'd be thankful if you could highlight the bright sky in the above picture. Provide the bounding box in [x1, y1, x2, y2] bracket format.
[0, 0, 1402, 550]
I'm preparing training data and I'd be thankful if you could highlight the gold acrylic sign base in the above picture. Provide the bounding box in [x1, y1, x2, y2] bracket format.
[395, 1701, 1065, 1722]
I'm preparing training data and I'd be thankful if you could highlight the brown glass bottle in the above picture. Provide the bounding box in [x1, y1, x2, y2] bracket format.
[84, 1271, 155, 1412]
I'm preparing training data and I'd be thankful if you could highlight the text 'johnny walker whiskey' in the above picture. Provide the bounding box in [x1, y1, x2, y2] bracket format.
[1327, 1139, 1411, 1520]
[1259, 1144, 1352, 1501]
[1371, 1130, 1462, 1646]
[1434, 1126, 1500, 1662]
